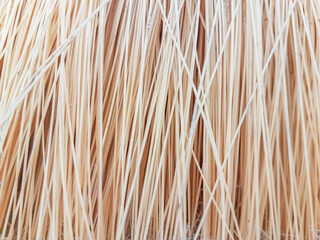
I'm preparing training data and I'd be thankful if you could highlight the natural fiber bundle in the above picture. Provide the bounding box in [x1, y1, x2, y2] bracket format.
[0, 0, 320, 239]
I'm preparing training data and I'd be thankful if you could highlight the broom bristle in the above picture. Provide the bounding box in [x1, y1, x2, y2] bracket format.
[1, 0, 320, 239]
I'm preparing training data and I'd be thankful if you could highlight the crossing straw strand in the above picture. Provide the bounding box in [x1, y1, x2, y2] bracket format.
[0, 0, 320, 239]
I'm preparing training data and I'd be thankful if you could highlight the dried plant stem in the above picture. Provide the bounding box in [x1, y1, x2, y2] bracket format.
[1, 0, 320, 239]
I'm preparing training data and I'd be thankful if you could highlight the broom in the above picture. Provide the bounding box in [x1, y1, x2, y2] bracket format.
[0, 0, 320, 239]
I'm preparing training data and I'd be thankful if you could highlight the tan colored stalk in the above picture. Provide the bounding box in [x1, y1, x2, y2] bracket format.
[0, 0, 320, 239]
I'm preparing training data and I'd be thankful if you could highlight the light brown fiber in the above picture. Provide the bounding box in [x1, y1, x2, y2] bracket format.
[0, 0, 320, 239]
